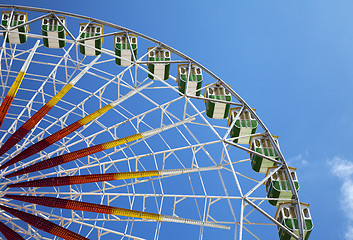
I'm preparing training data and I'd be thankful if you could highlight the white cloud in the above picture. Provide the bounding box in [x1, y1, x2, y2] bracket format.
[330, 157, 353, 179]
[341, 179, 353, 220]
[346, 226, 353, 240]
[287, 152, 309, 167]
[329, 156, 353, 239]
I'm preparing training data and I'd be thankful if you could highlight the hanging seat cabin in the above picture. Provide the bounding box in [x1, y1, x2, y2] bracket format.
[115, 33, 137, 66]
[275, 202, 313, 240]
[204, 84, 231, 119]
[249, 135, 279, 173]
[177, 64, 203, 96]
[2, 11, 28, 44]
[147, 47, 171, 80]
[228, 107, 257, 144]
[79, 23, 103, 56]
[42, 16, 66, 48]
[266, 167, 299, 206]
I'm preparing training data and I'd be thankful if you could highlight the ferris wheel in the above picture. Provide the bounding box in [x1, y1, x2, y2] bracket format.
[0, 5, 313, 240]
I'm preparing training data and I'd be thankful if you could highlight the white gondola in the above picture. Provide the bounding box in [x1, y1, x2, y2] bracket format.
[228, 108, 257, 144]
[266, 167, 300, 206]
[115, 33, 138, 66]
[2, 11, 28, 44]
[204, 84, 231, 119]
[147, 47, 171, 80]
[275, 202, 313, 240]
[249, 134, 279, 173]
[42, 16, 66, 48]
[79, 23, 103, 56]
[177, 64, 203, 96]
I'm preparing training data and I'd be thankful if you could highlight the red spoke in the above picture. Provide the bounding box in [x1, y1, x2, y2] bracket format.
[0, 204, 88, 240]
[0, 121, 82, 170]
[0, 57, 99, 158]
[5, 141, 109, 178]
[0, 221, 25, 240]
[5, 119, 191, 178]
[0, 82, 151, 170]
[5, 195, 161, 221]
[8, 170, 160, 188]
[0, 41, 39, 129]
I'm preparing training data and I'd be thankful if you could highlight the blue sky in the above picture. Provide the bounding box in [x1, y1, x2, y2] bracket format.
[1, 0, 352, 239]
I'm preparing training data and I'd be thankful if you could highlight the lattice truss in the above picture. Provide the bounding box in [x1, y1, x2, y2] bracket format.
[0, 5, 312, 240]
